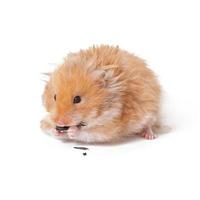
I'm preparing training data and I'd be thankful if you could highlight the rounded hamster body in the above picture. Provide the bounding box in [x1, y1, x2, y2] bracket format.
[41, 45, 162, 143]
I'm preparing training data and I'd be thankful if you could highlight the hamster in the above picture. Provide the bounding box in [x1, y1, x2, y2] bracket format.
[41, 45, 163, 143]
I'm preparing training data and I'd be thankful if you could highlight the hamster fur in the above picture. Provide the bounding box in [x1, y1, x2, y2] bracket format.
[41, 45, 163, 143]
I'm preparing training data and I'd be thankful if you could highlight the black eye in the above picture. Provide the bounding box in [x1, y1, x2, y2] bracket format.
[73, 96, 81, 104]
[54, 94, 56, 101]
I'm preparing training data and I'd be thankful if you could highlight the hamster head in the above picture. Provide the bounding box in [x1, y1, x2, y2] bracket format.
[42, 63, 124, 130]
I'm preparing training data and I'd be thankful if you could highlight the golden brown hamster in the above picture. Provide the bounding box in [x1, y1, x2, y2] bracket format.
[41, 45, 163, 143]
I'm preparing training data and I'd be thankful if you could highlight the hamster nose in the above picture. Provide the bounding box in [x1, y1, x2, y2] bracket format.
[57, 119, 66, 126]
[55, 125, 70, 131]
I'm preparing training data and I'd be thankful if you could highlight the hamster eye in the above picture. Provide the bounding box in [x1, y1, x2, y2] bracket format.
[73, 96, 81, 104]
[54, 94, 56, 101]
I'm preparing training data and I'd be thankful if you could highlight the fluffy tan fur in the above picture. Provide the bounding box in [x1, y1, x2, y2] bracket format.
[41, 45, 162, 143]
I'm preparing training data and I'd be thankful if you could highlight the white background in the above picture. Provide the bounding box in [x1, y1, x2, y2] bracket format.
[0, 0, 200, 199]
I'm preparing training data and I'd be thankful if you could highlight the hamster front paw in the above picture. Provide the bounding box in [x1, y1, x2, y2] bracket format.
[40, 118, 52, 132]
[67, 126, 80, 139]
[40, 116, 55, 136]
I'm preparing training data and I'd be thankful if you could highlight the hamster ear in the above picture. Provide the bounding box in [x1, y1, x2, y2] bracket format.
[41, 72, 51, 83]
[92, 65, 119, 87]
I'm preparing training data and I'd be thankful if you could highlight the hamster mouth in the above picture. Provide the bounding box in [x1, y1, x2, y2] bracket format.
[55, 122, 86, 133]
